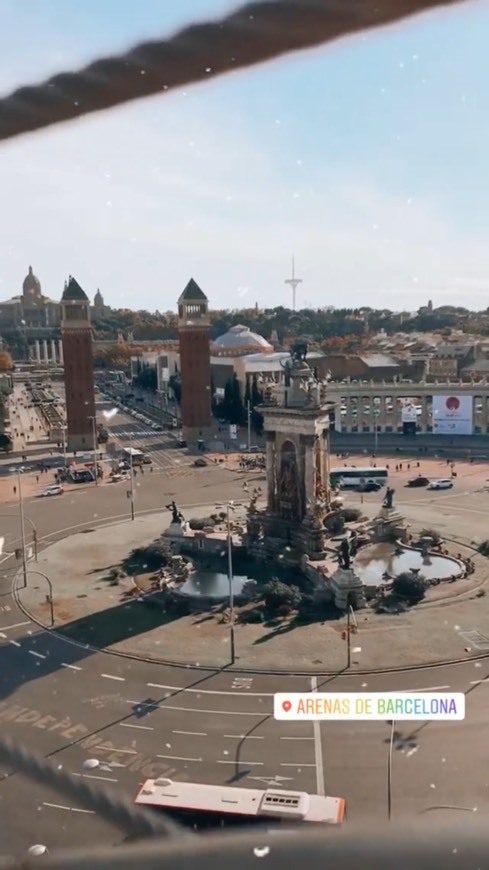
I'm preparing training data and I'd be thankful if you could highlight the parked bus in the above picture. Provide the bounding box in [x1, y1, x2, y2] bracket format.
[134, 778, 345, 830]
[121, 447, 144, 466]
[330, 466, 388, 488]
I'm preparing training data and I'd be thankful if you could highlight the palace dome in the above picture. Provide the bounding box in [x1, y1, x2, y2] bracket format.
[212, 324, 273, 356]
[22, 265, 41, 296]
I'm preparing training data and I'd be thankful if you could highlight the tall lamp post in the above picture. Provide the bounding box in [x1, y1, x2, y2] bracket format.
[216, 501, 243, 665]
[247, 400, 252, 453]
[87, 414, 98, 486]
[17, 469, 28, 588]
[387, 718, 396, 820]
[373, 408, 380, 454]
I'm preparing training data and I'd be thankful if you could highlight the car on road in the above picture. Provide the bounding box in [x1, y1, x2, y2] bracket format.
[356, 480, 382, 492]
[406, 476, 430, 488]
[40, 485, 64, 497]
[177, 438, 187, 448]
[427, 479, 453, 490]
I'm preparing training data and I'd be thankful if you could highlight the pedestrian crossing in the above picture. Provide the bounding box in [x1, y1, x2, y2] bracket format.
[113, 428, 162, 438]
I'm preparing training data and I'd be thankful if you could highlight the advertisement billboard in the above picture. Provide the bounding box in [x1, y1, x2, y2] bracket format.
[401, 403, 417, 423]
[432, 394, 473, 436]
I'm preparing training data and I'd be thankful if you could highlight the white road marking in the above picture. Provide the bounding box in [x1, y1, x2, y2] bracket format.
[398, 685, 451, 693]
[223, 734, 264, 740]
[126, 700, 266, 717]
[0, 632, 6, 639]
[156, 754, 202, 762]
[310, 676, 325, 796]
[96, 746, 137, 755]
[172, 730, 207, 737]
[28, 650, 46, 659]
[119, 723, 154, 731]
[9, 640, 21, 647]
[280, 736, 314, 741]
[280, 763, 316, 768]
[0, 622, 30, 631]
[470, 679, 489, 685]
[101, 674, 125, 682]
[217, 760, 264, 766]
[61, 663, 82, 671]
[43, 803, 94, 815]
[147, 682, 274, 698]
[72, 773, 118, 783]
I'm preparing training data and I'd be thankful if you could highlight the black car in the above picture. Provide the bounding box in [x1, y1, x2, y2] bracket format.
[356, 481, 381, 492]
[406, 476, 429, 488]
[176, 438, 187, 448]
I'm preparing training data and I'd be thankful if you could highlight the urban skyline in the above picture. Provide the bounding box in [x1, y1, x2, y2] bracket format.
[1, 1, 488, 311]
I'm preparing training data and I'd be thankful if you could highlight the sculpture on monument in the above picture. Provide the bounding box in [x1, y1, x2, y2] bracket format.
[278, 446, 300, 520]
[383, 487, 395, 510]
[338, 536, 351, 570]
[290, 341, 308, 365]
[166, 500, 184, 524]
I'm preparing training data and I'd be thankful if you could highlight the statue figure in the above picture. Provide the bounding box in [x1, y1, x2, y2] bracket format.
[338, 536, 351, 570]
[383, 487, 395, 510]
[283, 360, 292, 388]
[290, 341, 308, 366]
[166, 500, 184, 524]
[278, 457, 299, 519]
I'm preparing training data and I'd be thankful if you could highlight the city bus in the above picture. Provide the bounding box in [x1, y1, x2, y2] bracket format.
[330, 466, 388, 489]
[134, 778, 345, 831]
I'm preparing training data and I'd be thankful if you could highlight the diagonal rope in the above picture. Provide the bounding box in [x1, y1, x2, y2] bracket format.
[0, 0, 470, 143]
[0, 737, 184, 841]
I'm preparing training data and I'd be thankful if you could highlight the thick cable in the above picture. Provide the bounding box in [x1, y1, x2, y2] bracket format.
[0, 737, 183, 840]
[0, 0, 469, 143]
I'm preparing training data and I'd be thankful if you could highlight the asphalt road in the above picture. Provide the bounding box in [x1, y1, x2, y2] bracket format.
[1, 465, 489, 856]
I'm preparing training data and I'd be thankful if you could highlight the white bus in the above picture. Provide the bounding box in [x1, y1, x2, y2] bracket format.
[330, 466, 388, 488]
[135, 778, 345, 830]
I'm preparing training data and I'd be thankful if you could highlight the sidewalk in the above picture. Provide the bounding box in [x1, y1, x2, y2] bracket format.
[15, 508, 489, 673]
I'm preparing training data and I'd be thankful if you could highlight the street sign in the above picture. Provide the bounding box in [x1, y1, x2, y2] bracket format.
[229, 424, 237, 440]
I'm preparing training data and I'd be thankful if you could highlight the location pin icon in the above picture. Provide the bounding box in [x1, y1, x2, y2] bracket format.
[282, 700, 292, 713]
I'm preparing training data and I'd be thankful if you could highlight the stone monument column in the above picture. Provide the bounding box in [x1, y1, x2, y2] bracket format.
[302, 434, 316, 508]
[265, 432, 276, 511]
[50, 338, 57, 364]
[58, 340, 64, 365]
[34, 340, 41, 363]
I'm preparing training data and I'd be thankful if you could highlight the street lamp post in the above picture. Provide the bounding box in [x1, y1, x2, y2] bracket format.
[217, 501, 240, 665]
[88, 415, 98, 486]
[387, 718, 396, 821]
[129, 440, 135, 522]
[374, 409, 380, 454]
[61, 424, 67, 467]
[17, 470, 28, 588]
[247, 400, 252, 453]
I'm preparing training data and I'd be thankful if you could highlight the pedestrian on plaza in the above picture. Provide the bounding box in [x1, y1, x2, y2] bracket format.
[13, 486, 16, 495]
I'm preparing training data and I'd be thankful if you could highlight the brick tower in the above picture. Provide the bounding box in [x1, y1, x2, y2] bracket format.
[177, 278, 212, 443]
[61, 276, 96, 452]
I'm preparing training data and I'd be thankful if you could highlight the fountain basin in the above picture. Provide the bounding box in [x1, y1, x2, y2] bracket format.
[353, 542, 463, 588]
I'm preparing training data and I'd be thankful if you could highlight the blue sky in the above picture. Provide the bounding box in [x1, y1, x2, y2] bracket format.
[0, 0, 487, 313]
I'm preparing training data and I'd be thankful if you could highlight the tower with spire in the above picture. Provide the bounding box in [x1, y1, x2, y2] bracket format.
[177, 278, 212, 442]
[284, 256, 303, 311]
[61, 276, 96, 452]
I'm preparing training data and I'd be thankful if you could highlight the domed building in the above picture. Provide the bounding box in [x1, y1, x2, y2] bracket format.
[0, 265, 61, 332]
[211, 324, 273, 357]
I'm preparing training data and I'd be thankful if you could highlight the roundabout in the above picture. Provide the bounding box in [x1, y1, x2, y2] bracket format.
[1, 457, 489, 856]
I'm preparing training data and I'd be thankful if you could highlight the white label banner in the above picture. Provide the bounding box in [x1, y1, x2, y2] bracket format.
[432, 394, 473, 435]
[401, 403, 417, 423]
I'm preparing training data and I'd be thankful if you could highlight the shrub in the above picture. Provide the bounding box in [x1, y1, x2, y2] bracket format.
[340, 507, 362, 523]
[420, 528, 442, 544]
[188, 516, 220, 530]
[277, 603, 294, 618]
[478, 540, 489, 558]
[392, 571, 427, 604]
[324, 513, 345, 535]
[129, 541, 171, 572]
[263, 579, 302, 611]
[239, 607, 264, 624]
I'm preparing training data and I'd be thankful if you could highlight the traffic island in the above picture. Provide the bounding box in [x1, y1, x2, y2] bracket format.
[13, 510, 489, 674]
